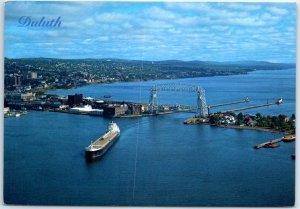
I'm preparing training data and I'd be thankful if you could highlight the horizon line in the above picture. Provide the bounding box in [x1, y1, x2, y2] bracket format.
[4, 57, 296, 64]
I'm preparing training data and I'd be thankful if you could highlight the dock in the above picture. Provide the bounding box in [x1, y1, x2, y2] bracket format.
[254, 137, 283, 149]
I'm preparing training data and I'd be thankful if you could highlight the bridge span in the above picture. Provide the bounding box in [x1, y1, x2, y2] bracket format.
[148, 83, 281, 117]
[149, 83, 208, 118]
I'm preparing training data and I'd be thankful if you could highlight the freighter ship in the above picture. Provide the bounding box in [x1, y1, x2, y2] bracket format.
[85, 121, 120, 160]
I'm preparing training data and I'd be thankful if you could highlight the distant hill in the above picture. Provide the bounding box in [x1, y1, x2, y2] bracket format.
[4, 57, 295, 83]
[150, 60, 295, 70]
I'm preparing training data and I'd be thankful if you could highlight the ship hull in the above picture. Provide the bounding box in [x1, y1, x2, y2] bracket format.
[85, 134, 120, 160]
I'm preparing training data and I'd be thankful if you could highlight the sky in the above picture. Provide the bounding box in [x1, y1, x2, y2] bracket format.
[4, 2, 296, 62]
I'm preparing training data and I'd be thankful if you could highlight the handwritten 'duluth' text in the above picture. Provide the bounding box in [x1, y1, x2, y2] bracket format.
[18, 16, 62, 27]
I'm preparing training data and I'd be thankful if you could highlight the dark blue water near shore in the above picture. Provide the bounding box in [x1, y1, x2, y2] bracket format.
[4, 69, 295, 206]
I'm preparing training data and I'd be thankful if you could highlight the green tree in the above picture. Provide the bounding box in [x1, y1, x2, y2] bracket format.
[209, 114, 220, 124]
[256, 113, 262, 119]
[236, 112, 244, 125]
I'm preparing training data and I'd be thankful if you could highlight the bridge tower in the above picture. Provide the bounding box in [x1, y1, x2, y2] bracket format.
[149, 86, 158, 114]
[149, 83, 208, 117]
[196, 87, 208, 118]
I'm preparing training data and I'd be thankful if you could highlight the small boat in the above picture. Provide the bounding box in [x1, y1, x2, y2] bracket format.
[263, 142, 280, 148]
[276, 98, 283, 104]
[291, 154, 295, 160]
[282, 135, 295, 142]
[21, 111, 28, 115]
[15, 113, 21, 117]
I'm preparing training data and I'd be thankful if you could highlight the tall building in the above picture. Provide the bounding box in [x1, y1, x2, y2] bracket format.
[30, 72, 37, 79]
[68, 94, 83, 107]
[14, 74, 21, 87]
[4, 74, 21, 89]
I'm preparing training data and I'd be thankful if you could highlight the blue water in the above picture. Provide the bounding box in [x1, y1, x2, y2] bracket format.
[48, 68, 295, 116]
[4, 69, 295, 206]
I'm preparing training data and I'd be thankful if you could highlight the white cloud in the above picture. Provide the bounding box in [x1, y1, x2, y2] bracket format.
[258, 27, 277, 33]
[144, 6, 177, 20]
[57, 47, 68, 51]
[137, 19, 173, 29]
[168, 28, 181, 34]
[41, 43, 54, 46]
[176, 16, 211, 26]
[122, 22, 133, 30]
[260, 13, 281, 25]
[97, 36, 109, 42]
[95, 13, 131, 24]
[211, 25, 229, 31]
[163, 4, 264, 28]
[82, 39, 92, 44]
[81, 18, 96, 27]
[267, 7, 288, 15]
[225, 17, 266, 27]
[4, 2, 295, 62]
[213, 9, 248, 18]
[5, 2, 100, 21]
[165, 2, 211, 12]
[225, 3, 261, 11]
[45, 31, 60, 37]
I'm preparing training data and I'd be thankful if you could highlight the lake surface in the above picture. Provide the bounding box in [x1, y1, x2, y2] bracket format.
[48, 68, 295, 116]
[4, 68, 295, 206]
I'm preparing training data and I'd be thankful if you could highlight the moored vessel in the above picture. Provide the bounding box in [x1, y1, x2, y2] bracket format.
[85, 121, 120, 160]
[282, 135, 295, 142]
[263, 142, 280, 148]
[291, 154, 295, 160]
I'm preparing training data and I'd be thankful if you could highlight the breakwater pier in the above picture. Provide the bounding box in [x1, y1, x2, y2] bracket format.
[254, 135, 296, 149]
[221, 102, 279, 114]
[254, 137, 283, 149]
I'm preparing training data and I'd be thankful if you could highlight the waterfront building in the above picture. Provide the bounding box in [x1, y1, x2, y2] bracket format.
[141, 104, 149, 113]
[50, 101, 63, 109]
[128, 104, 142, 115]
[5, 92, 35, 102]
[4, 107, 10, 114]
[68, 94, 83, 107]
[21, 92, 35, 101]
[103, 105, 128, 117]
[159, 105, 170, 111]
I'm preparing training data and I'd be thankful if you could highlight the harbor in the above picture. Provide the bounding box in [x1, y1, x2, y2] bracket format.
[4, 68, 296, 206]
[4, 107, 28, 118]
[3, 0, 297, 206]
[4, 110, 296, 206]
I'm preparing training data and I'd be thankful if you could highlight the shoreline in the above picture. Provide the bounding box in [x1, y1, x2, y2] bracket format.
[44, 68, 294, 95]
[45, 73, 250, 94]
[211, 124, 292, 135]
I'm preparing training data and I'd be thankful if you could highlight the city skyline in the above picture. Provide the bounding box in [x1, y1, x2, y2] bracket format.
[5, 2, 296, 63]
